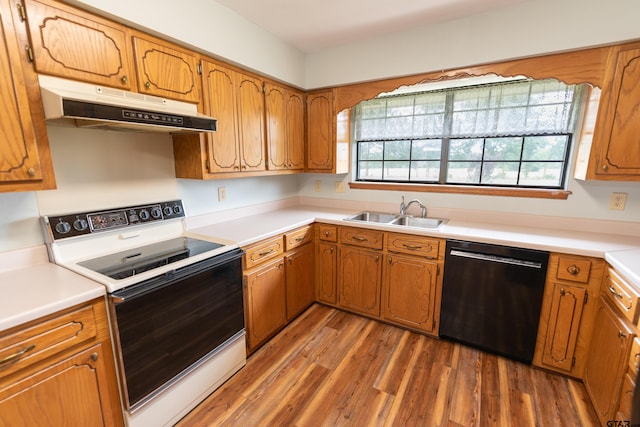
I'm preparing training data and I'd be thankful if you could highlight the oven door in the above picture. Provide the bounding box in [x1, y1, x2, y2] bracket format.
[109, 248, 244, 411]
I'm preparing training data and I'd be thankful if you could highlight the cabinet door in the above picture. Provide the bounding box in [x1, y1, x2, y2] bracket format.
[338, 246, 382, 317]
[23, 0, 133, 89]
[584, 297, 635, 424]
[594, 45, 640, 178]
[539, 283, 586, 372]
[236, 73, 266, 172]
[285, 243, 314, 320]
[0, 0, 54, 189]
[286, 90, 305, 170]
[265, 83, 287, 170]
[201, 61, 240, 173]
[316, 242, 337, 304]
[0, 343, 121, 427]
[244, 258, 286, 352]
[381, 254, 438, 334]
[132, 35, 200, 103]
[306, 90, 334, 171]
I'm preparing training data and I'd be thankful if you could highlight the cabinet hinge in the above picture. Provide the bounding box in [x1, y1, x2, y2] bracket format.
[571, 357, 576, 368]
[584, 291, 588, 304]
[24, 45, 34, 62]
[16, 2, 26, 22]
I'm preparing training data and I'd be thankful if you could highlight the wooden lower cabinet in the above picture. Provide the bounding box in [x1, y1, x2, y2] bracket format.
[584, 296, 635, 425]
[243, 257, 287, 353]
[0, 298, 123, 426]
[337, 246, 382, 317]
[381, 254, 438, 334]
[285, 242, 315, 321]
[533, 253, 604, 378]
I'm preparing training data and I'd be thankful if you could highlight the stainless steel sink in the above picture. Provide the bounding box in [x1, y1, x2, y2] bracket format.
[345, 211, 446, 229]
[389, 216, 445, 229]
[346, 211, 399, 223]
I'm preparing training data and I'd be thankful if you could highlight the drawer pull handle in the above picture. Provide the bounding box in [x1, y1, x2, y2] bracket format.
[402, 243, 422, 250]
[258, 248, 275, 257]
[324, 231, 330, 237]
[609, 286, 623, 299]
[0, 344, 35, 366]
[294, 237, 306, 242]
[352, 236, 368, 242]
[566, 264, 581, 275]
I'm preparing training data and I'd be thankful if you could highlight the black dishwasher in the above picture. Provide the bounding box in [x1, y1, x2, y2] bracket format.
[439, 239, 549, 363]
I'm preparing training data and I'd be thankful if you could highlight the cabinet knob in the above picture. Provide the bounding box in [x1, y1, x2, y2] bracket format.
[324, 231, 330, 237]
[602, 164, 609, 172]
[27, 167, 36, 177]
[619, 330, 627, 339]
[145, 81, 151, 89]
[566, 264, 580, 276]
[91, 352, 99, 361]
[559, 288, 566, 296]
[329, 247, 334, 253]
[121, 75, 128, 84]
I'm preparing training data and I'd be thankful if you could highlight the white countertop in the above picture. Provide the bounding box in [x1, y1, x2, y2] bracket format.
[189, 204, 640, 287]
[0, 246, 105, 332]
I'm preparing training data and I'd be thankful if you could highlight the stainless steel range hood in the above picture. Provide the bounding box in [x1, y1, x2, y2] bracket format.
[38, 75, 216, 134]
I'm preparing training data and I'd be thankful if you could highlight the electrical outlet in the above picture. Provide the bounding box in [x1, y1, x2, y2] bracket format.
[335, 182, 346, 193]
[314, 180, 322, 192]
[218, 186, 226, 202]
[609, 192, 627, 210]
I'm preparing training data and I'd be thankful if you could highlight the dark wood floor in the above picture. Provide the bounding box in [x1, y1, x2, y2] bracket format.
[177, 304, 600, 426]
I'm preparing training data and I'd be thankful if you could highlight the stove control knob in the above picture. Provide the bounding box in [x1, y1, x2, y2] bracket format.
[173, 205, 182, 215]
[139, 210, 150, 220]
[151, 207, 162, 219]
[73, 218, 88, 231]
[55, 221, 71, 234]
[163, 206, 173, 216]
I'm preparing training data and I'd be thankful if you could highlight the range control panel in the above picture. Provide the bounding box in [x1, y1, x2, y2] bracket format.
[44, 200, 185, 241]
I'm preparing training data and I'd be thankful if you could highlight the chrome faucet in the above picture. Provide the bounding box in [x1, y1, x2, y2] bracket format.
[399, 196, 427, 218]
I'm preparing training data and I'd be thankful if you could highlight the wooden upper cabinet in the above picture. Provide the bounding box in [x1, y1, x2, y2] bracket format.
[0, 0, 55, 191]
[590, 43, 640, 179]
[132, 35, 200, 103]
[22, 0, 133, 89]
[306, 89, 349, 174]
[265, 83, 304, 171]
[200, 60, 265, 173]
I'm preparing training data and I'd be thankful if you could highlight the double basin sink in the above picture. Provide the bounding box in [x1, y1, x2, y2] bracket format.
[344, 211, 447, 230]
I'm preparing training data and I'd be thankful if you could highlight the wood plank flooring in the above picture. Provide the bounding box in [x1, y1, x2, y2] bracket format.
[177, 304, 600, 426]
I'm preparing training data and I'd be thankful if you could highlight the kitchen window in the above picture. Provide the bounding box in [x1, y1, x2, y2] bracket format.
[354, 78, 584, 192]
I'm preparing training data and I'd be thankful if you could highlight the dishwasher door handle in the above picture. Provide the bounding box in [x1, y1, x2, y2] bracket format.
[449, 249, 543, 269]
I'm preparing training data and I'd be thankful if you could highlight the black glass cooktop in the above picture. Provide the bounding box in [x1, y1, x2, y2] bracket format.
[78, 237, 223, 280]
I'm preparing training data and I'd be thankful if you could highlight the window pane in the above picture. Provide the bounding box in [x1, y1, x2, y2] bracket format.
[358, 161, 383, 179]
[484, 137, 523, 161]
[410, 161, 440, 181]
[481, 162, 520, 185]
[522, 135, 568, 161]
[411, 140, 442, 160]
[447, 161, 481, 183]
[385, 116, 414, 138]
[359, 141, 384, 161]
[449, 139, 484, 161]
[413, 113, 445, 137]
[360, 118, 386, 139]
[383, 161, 410, 180]
[384, 140, 411, 160]
[520, 162, 563, 187]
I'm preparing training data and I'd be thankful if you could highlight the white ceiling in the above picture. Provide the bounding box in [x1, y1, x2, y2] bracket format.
[215, 0, 531, 53]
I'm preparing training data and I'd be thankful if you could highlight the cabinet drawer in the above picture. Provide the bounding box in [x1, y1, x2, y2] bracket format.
[603, 267, 640, 324]
[317, 224, 337, 242]
[386, 233, 440, 259]
[339, 227, 384, 250]
[0, 304, 97, 380]
[556, 256, 592, 283]
[629, 337, 640, 378]
[243, 235, 284, 269]
[285, 226, 313, 251]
